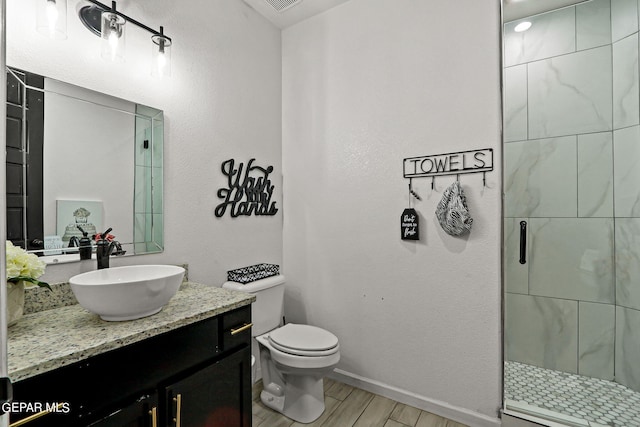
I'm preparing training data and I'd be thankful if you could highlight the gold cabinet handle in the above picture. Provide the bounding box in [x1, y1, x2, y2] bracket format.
[10, 403, 65, 427]
[230, 322, 253, 335]
[173, 394, 182, 427]
[149, 406, 157, 427]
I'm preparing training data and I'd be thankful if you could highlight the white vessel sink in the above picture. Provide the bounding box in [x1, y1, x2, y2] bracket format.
[69, 265, 185, 321]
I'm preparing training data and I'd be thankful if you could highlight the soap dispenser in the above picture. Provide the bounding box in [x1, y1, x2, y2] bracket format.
[76, 226, 92, 260]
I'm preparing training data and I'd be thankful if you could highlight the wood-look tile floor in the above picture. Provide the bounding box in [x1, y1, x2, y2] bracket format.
[252, 378, 469, 427]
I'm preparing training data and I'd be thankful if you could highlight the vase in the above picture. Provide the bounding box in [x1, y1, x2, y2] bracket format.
[7, 281, 25, 326]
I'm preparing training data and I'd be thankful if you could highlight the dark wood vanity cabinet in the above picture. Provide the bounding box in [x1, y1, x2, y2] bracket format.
[164, 347, 251, 427]
[10, 305, 252, 427]
[87, 394, 159, 427]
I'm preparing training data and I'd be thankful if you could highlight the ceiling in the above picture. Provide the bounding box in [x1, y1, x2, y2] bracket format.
[243, 0, 592, 30]
[503, 0, 589, 22]
[242, 0, 351, 29]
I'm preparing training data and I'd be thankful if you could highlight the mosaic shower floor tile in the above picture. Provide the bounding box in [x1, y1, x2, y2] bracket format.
[505, 361, 640, 427]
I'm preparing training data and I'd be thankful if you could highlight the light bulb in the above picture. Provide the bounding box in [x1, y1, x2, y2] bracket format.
[46, 0, 59, 36]
[37, 0, 67, 39]
[108, 20, 120, 60]
[151, 31, 171, 78]
[156, 50, 167, 76]
[514, 21, 532, 32]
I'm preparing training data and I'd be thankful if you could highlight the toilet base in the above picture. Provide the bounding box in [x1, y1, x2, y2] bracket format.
[261, 374, 326, 423]
[256, 329, 340, 424]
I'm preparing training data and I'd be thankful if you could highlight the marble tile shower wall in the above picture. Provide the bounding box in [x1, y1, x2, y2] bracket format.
[503, 0, 640, 393]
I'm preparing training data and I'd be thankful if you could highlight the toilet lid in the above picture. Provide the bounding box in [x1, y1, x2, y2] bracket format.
[268, 324, 339, 356]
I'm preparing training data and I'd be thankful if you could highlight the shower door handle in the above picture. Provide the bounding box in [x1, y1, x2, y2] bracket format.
[519, 221, 527, 264]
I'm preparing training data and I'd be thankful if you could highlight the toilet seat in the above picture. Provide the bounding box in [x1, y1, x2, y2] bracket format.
[257, 331, 340, 370]
[268, 324, 339, 357]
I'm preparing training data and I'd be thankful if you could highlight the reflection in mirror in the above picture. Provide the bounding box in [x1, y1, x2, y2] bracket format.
[5, 67, 164, 264]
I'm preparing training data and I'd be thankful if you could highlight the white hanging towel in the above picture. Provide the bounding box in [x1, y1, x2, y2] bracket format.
[435, 181, 473, 236]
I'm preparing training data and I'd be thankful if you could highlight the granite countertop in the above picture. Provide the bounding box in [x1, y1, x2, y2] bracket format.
[7, 282, 255, 382]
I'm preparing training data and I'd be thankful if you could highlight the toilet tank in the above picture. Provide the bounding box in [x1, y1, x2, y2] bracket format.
[222, 274, 285, 336]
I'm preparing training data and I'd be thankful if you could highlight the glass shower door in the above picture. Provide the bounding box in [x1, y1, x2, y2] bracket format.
[502, 0, 640, 425]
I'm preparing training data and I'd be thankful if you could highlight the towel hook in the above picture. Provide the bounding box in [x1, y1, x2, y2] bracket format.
[409, 178, 421, 201]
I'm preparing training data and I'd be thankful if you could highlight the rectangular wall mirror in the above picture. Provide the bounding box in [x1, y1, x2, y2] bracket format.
[5, 66, 164, 264]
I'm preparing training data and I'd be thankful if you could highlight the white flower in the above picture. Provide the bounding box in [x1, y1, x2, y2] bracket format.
[5, 241, 48, 288]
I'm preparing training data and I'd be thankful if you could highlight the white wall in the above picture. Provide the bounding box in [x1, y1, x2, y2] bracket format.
[7, 0, 283, 284]
[282, 0, 502, 425]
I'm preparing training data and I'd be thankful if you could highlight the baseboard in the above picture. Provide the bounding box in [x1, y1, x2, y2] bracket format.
[329, 368, 501, 427]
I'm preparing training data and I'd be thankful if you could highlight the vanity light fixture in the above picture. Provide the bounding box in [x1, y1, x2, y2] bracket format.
[151, 26, 172, 78]
[514, 21, 532, 32]
[100, 3, 126, 62]
[76, 0, 172, 76]
[36, 0, 68, 40]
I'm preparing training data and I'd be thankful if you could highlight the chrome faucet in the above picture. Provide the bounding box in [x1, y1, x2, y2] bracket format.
[96, 228, 126, 269]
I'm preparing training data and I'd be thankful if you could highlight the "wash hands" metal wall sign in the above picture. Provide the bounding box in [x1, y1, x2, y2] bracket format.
[215, 158, 279, 218]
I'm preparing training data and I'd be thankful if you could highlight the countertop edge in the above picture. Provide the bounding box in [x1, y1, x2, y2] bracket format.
[8, 282, 255, 382]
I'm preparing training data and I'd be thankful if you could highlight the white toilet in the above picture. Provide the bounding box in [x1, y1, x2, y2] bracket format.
[223, 274, 340, 423]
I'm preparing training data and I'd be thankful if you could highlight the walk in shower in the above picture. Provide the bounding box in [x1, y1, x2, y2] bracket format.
[502, 0, 640, 425]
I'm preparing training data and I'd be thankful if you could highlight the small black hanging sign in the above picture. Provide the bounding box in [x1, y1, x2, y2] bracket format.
[401, 208, 419, 240]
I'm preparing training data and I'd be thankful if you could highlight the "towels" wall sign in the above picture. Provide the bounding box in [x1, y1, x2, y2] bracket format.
[403, 149, 493, 178]
[215, 158, 279, 218]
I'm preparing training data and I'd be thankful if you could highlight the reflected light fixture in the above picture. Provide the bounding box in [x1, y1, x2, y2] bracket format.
[75, 0, 172, 77]
[514, 21, 532, 32]
[36, 0, 68, 40]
